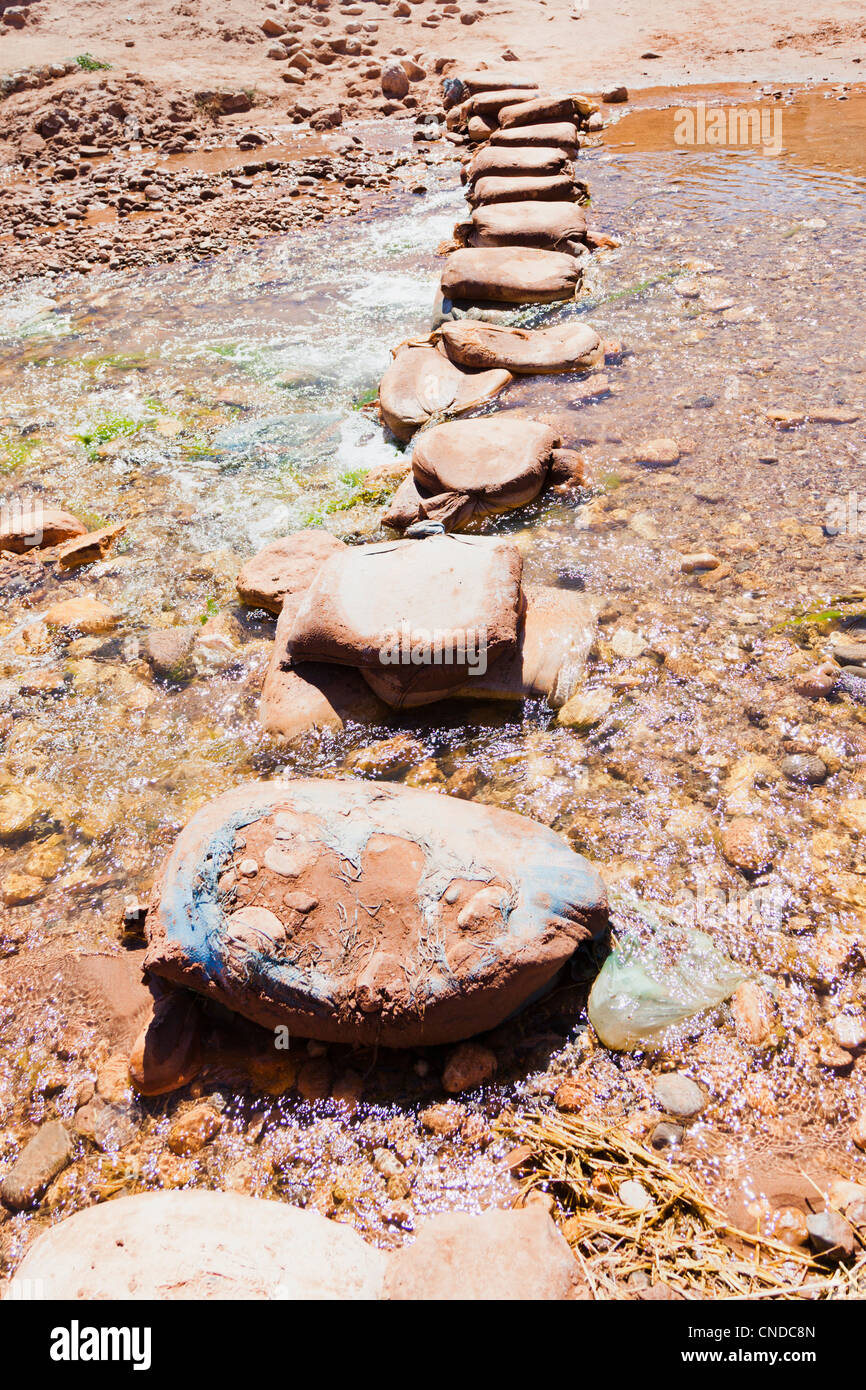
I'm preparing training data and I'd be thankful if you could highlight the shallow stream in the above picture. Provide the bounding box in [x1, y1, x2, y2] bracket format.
[1, 84, 866, 1270]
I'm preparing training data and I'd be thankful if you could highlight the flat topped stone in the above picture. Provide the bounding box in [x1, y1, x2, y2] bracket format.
[144, 777, 607, 1046]
[499, 95, 575, 128]
[489, 122, 579, 150]
[441, 247, 581, 305]
[459, 72, 539, 95]
[384, 1207, 579, 1300]
[0, 506, 86, 554]
[464, 199, 587, 255]
[436, 319, 601, 374]
[466, 88, 544, 117]
[412, 415, 558, 499]
[384, 416, 556, 533]
[286, 533, 523, 700]
[469, 174, 578, 207]
[467, 145, 572, 183]
[236, 529, 344, 616]
[9, 1190, 386, 1299]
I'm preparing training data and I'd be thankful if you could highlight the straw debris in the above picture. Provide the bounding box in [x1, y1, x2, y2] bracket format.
[498, 1108, 866, 1299]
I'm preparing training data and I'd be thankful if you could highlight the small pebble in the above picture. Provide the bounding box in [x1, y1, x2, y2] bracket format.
[780, 754, 827, 784]
[653, 1072, 706, 1118]
[650, 1121, 684, 1150]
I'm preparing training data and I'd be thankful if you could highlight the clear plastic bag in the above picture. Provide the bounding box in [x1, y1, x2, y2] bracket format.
[588, 894, 748, 1051]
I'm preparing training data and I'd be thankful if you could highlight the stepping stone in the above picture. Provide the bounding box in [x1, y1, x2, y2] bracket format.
[384, 1207, 579, 1300]
[441, 247, 582, 305]
[466, 88, 544, 119]
[285, 533, 523, 704]
[384, 416, 558, 532]
[459, 72, 539, 95]
[499, 95, 576, 128]
[378, 342, 511, 441]
[489, 121, 579, 151]
[435, 319, 601, 375]
[467, 584, 602, 707]
[9, 1191, 387, 1299]
[466, 145, 572, 183]
[143, 777, 607, 1045]
[460, 200, 588, 256]
[469, 173, 579, 206]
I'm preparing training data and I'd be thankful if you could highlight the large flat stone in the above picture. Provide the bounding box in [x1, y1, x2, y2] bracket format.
[441, 247, 581, 305]
[378, 343, 511, 440]
[8, 1190, 386, 1299]
[144, 777, 607, 1046]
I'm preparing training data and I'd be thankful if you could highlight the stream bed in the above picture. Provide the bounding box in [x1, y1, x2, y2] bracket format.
[1, 83, 866, 1277]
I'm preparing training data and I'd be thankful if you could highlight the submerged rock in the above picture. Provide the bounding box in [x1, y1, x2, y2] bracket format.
[44, 597, 117, 635]
[143, 627, 197, 681]
[653, 1072, 706, 1118]
[442, 1041, 497, 1092]
[144, 777, 607, 1047]
[0, 1121, 72, 1209]
[722, 817, 774, 875]
[806, 1210, 856, 1262]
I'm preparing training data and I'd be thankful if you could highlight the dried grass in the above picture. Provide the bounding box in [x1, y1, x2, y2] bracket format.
[497, 1107, 866, 1300]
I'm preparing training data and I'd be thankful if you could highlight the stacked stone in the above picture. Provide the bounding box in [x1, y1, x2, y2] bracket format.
[378, 70, 614, 530]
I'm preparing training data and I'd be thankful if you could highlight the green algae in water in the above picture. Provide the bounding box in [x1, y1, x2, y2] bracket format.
[74, 415, 142, 455]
